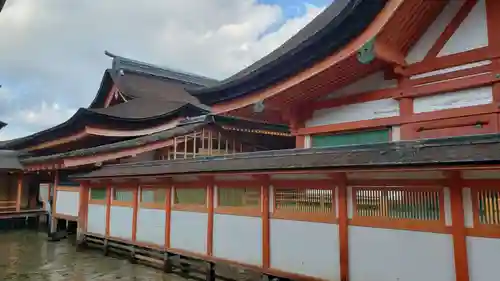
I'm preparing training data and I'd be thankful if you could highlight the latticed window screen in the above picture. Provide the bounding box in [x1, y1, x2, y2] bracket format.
[141, 188, 166, 204]
[476, 189, 500, 225]
[113, 189, 134, 202]
[274, 188, 334, 213]
[218, 187, 260, 207]
[90, 188, 106, 200]
[174, 187, 207, 205]
[354, 187, 441, 220]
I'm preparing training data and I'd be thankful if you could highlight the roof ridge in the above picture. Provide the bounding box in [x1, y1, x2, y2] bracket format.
[105, 51, 219, 87]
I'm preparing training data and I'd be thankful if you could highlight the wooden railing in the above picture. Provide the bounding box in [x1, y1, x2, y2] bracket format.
[0, 200, 17, 211]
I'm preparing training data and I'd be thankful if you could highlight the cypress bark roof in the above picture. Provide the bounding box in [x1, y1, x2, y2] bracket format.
[71, 133, 500, 179]
[21, 115, 292, 165]
[190, 0, 387, 105]
[0, 150, 22, 170]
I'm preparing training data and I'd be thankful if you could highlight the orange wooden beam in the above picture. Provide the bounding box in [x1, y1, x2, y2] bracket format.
[424, 0, 478, 61]
[446, 172, 470, 281]
[261, 175, 271, 269]
[206, 176, 215, 256]
[15, 173, 23, 212]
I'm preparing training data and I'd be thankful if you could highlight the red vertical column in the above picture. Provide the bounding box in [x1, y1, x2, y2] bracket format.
[334, 173, 349, 281]
[206, 176, 215, 256]
[447, 172, 470, 281]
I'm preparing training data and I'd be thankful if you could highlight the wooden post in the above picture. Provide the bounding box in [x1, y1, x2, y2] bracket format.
[78, 182, 90, 234]
[131, 183, 139, 242]
[260, 175, 271, 269]
[105, 184, 112, 237]
[165, 179, 172, 249]
[335, 173, 349, 281]
[15, 173, 23, 212]
[206, 176, 215, 256]
[447, 172, 470, 281]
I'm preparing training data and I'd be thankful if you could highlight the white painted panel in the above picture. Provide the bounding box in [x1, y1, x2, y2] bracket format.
[109, 206, 134, 240]
[324, 71, 397, 99]
[406, 0, 465, 64]
[306, 99, 399, 127]
[438, 0, 488, 57]
[270, 219, 340, 280]
[87, 204, 106, 235]
[304, 135, 311, 148]
[55, 190, 79, 217]
[413, 86, 492, 113]
[467, 236, 500, 281]
[444, 187, 452, 226]
[213, 214, 262, 266]
[347, 186, 353, 219]
[462, 170, 500, 179]
[136, 208, 166, 246]
[410, 60, 491, 80]
[349, 226, 455, 281]
[463, 188, 474, 228]
[170, 211, 207, 254]
[391, 126, 401, 141]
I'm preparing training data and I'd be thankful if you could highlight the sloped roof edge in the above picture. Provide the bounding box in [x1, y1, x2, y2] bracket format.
[190, 0, 387, 104]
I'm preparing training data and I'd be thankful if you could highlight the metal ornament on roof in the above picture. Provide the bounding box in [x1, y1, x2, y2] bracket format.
[253, 100, 265, 113]
[357, 38, 375, 64]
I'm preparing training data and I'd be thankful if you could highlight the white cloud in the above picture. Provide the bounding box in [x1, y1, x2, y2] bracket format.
[0, 0, 325, 140]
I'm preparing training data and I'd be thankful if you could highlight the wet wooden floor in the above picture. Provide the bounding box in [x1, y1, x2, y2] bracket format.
[0, 230, 185, 281]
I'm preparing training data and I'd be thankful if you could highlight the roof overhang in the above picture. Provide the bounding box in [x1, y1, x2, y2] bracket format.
[0, 1, 6, 13]
[0, 150, 23, 171]
[207, 0, 447, 121]
[70, 133, 500, 180]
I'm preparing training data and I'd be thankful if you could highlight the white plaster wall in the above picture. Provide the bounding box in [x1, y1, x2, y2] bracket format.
[463, 187, 474, 228]
[467, 236, 500, 281]
[109, 206, 134, 240]
[213, 214, 262, 266]
[324, 71, 397, 99]
[406, 0, 465, 64]
[410, 60, 491, 80]
[270, 219, 340, 280]
[87, 204, 106, 235]
[438, 0, 488, 57]
[39, 184, 50, 202]
[413, 86, 492, 113]
[349, 226, 455, 281]
[170, 211, 208, 254]
[306, 99, 399, 127]
[55, 190, 79, 217]
[136, 208, 166, 246]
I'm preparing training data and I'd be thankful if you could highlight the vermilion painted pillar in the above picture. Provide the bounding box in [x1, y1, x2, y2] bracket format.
[15, 173, 23, 212]
[448, 172, 470, 281]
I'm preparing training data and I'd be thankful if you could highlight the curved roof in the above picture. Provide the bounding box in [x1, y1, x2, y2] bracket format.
[0, 120, 6, 130]
[0, 150, 22, 170]
[89, 53, 218, 109]
[190, 0, 387, 105]
[0, 1, 5, 13]
[1, 102, 208, 150]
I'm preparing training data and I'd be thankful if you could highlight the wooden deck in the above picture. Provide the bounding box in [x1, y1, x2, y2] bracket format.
[0, 208, 46, 219]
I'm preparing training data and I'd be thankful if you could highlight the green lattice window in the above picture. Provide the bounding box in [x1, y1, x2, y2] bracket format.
[312, 129, 390, 148]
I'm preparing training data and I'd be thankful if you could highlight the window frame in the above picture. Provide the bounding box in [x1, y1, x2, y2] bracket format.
[139, 185, 168, 210]
[89, 187, 107, 204]
[215, 182, 262, 217]
[111, 187, 135, 207]
[271, 180, 337, 223]
[172, 182, 208, 213]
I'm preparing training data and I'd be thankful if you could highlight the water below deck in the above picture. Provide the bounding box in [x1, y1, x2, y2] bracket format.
[0, 230, 185, 281]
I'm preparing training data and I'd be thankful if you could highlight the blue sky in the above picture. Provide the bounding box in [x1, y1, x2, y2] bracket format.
[260, 0, 332, 18]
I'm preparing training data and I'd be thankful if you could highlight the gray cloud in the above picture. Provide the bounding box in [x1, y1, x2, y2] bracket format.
[0, 0, 323, 140]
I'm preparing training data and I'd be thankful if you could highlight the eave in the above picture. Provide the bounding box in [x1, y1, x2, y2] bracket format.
[191, 0, 388, 105]
[209, 0, 447, 121]
[71, 132, 500, 180]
